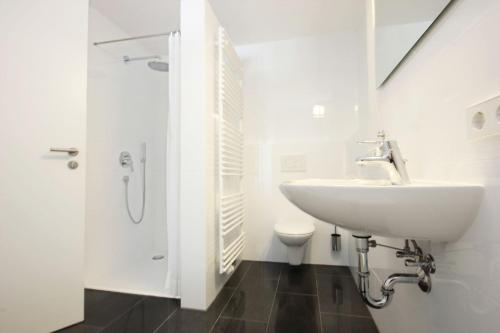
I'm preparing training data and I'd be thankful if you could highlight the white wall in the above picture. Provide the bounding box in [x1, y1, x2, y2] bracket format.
[85, 8, 170, 295]
[238, 32, 365, 266]
[357, 0, 500, 332]
[179, 0, 230, 310]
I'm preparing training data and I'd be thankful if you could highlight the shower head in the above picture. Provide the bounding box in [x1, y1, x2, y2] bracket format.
[148, 60, 169, 72]
[123, 55, 169, 72]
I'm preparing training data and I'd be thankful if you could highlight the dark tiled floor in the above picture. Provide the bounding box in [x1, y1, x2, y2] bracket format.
[56, 261, 378, 333]
[278, 264, 316, 295]
[56, 291, 179, 333]
[322, 313, 379, 333]
[316, 273, 371, 317]
[222, 262, 280, 322]
[267, 293, 320, 333]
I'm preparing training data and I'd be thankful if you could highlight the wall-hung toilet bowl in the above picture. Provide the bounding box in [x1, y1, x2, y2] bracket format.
[274, 222, 315, 265]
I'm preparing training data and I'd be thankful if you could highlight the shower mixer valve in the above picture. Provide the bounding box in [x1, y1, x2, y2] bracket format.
[119, 151, 134, 172]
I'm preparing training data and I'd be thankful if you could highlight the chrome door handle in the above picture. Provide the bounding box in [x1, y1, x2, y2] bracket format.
[49, 147, 79, 156]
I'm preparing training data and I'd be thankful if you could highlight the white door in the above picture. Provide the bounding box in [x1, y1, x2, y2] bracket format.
[0, 1, 88, 332]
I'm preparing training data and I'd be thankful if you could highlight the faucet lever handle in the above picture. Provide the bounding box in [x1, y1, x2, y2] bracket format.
[357, 140, 378, 144]
[357, 131, 387, 145]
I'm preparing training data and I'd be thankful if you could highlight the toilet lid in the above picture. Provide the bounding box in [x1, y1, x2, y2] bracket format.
[274, 222, 315, 235]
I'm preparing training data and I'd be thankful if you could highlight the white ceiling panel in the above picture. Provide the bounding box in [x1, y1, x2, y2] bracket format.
[209, 0, 366, 45]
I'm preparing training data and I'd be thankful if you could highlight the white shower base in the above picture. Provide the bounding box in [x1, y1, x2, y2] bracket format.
[85, 254, 177, 298]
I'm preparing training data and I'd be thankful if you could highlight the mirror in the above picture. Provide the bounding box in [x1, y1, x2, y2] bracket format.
[375, 0, 452, 86]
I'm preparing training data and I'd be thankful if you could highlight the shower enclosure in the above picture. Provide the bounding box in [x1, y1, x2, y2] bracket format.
[84, 5, 180, 298]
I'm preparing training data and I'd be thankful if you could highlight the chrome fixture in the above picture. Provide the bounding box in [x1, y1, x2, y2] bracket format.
[67, 161, 79, 170]
[152, 255, 165, 260]
[354, 236, 436, 309]
[120, 144, 147, 224]
[331, 225, 341, 252]
[356, 131, 410, 184]
[49, 147, 79, 156]
[123, 55, 169, 72]
[123, 55, 160, 63]
[49, 147, 79, 169]
[95, 30, 176, 73]
[119, 151, 134, 172]
[93, 30, 180, 46]
[148, 60, 169, 72]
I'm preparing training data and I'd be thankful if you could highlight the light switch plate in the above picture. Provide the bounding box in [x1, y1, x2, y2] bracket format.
[467, 94, 500, 140]
[281, 154, 307, 172]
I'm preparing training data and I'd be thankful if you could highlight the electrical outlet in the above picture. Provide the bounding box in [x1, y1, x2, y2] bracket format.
[467, 94, 500, 140]
[281, 155, 307, 172]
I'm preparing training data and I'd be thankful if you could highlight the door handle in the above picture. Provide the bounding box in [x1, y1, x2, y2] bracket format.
[49, 147, 79, 156]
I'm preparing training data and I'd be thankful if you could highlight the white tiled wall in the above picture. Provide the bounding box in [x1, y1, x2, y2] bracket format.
[179, 0, 209, 309]
[179, 0, 230, 310]
[85, 8, 169, 294]
[237, 33, 366, 266]
[356, 0, 500, 332]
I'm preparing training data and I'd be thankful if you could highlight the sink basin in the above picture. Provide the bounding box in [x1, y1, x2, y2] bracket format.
[279, 179, 483, 242]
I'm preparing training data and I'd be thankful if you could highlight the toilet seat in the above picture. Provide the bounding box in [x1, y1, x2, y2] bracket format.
[274, 222, 315, 236]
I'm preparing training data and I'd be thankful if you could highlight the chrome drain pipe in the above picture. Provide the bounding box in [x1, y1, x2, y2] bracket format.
[355, 236, 435, 309]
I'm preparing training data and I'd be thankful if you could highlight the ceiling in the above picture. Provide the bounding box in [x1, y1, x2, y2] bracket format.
[91, 0, 365, 50]
[209, 0, 365, 45]
[375, 0, 451, 26]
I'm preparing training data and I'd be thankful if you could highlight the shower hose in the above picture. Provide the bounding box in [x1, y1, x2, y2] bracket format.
[123, 157, 146, 224]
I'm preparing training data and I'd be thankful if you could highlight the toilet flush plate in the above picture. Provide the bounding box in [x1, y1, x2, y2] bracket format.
[280, 155, 307, 172]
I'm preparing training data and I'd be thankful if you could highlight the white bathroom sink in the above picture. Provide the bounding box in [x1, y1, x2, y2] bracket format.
[279, 179, 483, 242]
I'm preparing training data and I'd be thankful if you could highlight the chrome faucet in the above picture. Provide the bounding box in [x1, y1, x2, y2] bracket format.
[356, 131, 410, 184]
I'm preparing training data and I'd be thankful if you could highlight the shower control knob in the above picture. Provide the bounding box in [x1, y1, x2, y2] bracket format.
[119, 151, 134, 171]
[67, 161, 79, 170]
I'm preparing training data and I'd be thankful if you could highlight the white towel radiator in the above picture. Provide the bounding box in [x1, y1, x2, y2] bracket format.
[216, 27, 245, 274]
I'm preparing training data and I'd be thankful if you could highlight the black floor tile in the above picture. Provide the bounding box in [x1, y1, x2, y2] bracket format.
[316, 274, 370, 317]
[314, 265, 352, 276]
[212, 318, 267, 333]
[55, 323, 103, 333]
[56, 289, 143, 332]
[222, 279, 278, 322]
[100, 303, 144, 333]
[225, 261, 252, 288]
[83, 289, 143, 327]
[278, 265, 316, 295]
[267, 293, 320, 333]
[155, 309, 213, 333]
[245, 261, 282, 280]
[57, 263, 376, 333]
[101, 296, 179, 333]
[206, 287, 235, 324]
[322, 314, 379, 333]
[156, 287, 234, 333]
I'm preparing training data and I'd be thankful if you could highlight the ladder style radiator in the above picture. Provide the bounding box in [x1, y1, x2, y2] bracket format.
[216, 27, 245, 274]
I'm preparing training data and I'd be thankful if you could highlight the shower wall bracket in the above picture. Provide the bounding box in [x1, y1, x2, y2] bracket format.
[354, 235, 436, 309]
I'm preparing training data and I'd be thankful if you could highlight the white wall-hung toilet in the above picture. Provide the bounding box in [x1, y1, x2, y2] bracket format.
[274, 222, 315, 265]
